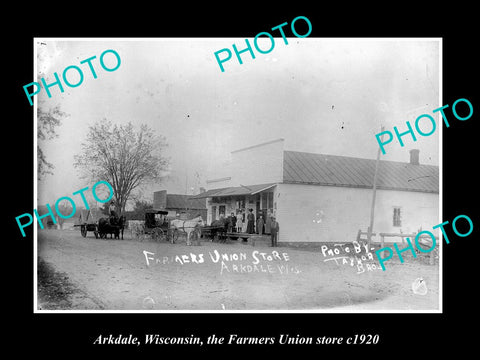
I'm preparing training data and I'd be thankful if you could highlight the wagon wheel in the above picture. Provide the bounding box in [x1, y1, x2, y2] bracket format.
[150, 229, 157, 241]
[133, 227, 142, 241]
[152, 228, 164, 242]
[81, 225, 87, 238]
[166, 228, 174, 243]
[141, 229, 151, 242]
[157, 228, 168, 242]
[171, 229, 180, 244]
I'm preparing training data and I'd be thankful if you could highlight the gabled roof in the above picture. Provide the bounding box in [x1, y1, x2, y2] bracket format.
[283, 151, 439, 193]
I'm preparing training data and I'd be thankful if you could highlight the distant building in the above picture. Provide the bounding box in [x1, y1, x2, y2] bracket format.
[36, 204, 79, 230]
[193, 139, 439, 244]
[153, 190, 207, 220]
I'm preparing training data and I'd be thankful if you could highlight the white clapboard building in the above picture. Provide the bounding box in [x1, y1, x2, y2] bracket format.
[193, 139, 439, 244]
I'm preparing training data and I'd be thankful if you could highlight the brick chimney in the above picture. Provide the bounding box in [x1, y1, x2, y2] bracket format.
[153, 190, 167, 209]
[409, 149, 420, 165]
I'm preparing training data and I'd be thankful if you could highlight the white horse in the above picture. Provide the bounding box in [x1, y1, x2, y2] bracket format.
[169, 216, 205, 245]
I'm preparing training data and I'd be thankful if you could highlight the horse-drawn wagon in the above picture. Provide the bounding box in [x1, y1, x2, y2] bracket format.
[75, 209, 102, 238]
[75, 208, 125, 239]
[201, 225, 226, 240]
[200, 218, 256, 244]
[131, 209, 172, 242]
[131, 210, 204, 245]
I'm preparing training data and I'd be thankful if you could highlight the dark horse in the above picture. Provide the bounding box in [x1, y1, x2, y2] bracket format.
[98, 215, 126, 239]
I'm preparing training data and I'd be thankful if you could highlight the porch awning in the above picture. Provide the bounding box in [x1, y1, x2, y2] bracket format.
[191, 183, 277, 199]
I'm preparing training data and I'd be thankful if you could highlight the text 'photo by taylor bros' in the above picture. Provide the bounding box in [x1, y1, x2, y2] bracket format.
[321, 240, 380, 274]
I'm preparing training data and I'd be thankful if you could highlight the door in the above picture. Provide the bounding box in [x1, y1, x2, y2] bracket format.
[219, 205, 225, 218]
[256, 196, 260, 218]
[256, 195, 262, 234]
[211, 206, 217, 222]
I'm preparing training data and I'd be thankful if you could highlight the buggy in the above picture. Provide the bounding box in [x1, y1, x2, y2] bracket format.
[132, 209, 172, 242]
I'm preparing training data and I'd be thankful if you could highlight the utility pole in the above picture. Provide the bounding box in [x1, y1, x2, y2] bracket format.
[367, 126, 385, 247]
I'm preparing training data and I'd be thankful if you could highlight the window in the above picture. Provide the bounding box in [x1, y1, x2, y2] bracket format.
[237, 199, 245, 210]
[268, 192, 273, 209]
[219, 205, 226, 217]
[393, 207, 402, 227]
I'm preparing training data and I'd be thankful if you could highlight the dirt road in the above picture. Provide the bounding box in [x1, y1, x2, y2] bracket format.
[37, 229, 440, 311]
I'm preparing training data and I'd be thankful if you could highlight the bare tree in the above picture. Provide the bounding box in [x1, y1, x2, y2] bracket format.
[38, 104, 67, 179]
[74, 120, 169, 214]
[127, 200, 154, 220]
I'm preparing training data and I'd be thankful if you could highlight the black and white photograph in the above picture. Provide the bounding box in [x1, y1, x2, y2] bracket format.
[34, 37, 442, 312]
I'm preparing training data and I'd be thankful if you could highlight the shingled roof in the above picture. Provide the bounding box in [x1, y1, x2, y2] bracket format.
[283, 151, 439, 193]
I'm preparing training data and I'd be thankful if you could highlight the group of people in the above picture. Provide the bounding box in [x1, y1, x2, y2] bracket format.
[221, 208, 279, 247]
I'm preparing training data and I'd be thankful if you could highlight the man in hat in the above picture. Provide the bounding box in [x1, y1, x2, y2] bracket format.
[108, 200, 118, 219]
[246, 208, 255, 234]
[270, 216, 279, 247]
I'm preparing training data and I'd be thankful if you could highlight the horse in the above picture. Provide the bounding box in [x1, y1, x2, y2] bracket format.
[98, 214, 126, 239]
[169, 215, 205, 245]
[98, 217, 118, 239]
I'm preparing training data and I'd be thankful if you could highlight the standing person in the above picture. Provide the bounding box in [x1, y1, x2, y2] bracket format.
[256, 215, 264, 235]
[246, 208, 255, 234]
[265, 209, 272, 234]
[242, 210, 248, 233]
[236, 211, 243, 232]
[108, 200, 117, 217]
[270, 216, 279, 247]
[229, 212, 237, 232]
[226, 213, 233, 232]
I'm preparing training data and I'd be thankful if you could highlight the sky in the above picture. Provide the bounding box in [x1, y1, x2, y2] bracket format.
[35, 38, 441, 208]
